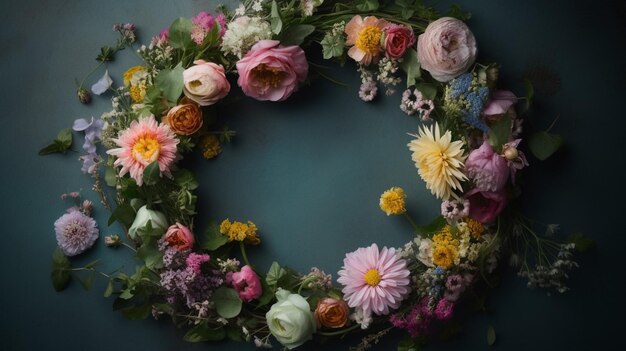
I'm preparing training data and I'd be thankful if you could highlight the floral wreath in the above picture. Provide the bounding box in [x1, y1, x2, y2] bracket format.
[42, 1, 591, 350]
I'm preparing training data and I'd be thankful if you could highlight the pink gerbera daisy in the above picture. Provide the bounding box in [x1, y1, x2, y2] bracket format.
[107, 116, 179, 186]
[337, 243, 410, 316]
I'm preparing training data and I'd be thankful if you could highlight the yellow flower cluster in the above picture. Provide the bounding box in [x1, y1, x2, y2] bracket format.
[379, 187, 406, 215]
[432, 225, 459, 269]
[124, 66, 148, 103]
[464, 217, 484, 239]
[220, 219, 260, 245]
[201, 134, 222, 159]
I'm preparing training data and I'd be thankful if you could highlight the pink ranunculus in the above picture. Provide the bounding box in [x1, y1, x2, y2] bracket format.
[164, 223, 195, 251]
[466, 188, 507, 223]
[182, 60, 230, 106]
[384, 24, 416, 60]
[417, 17, 477, 82]
[483, 90, 518, 119]
[465, 140, 510, 192]
[236, 40, 308, 101]
[230, 265, 262, 302]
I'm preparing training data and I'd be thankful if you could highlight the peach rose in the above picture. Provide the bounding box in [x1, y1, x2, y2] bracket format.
[417, 17, 477, 82]
[182, 60, 230, 106]
[314, 298, 350, 329]
[163, 100, 203, 135]
[164, 223, 195, 250]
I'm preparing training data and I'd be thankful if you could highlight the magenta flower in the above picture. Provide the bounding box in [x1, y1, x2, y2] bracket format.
[186, 253, 210, 274]
[337, 244, 410, 316]
[383, 24, 415, 59]
[434, 298, 454, 320]
[465, 139, 509, 192]
[466, 188, 507, 223]
[230, 265, 262, 302]
[236, 40, 308, 101]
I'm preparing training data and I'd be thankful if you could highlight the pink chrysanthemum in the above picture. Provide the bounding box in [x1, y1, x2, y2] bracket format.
[107, 116, 179, 186]
[338, 243, 410, 316]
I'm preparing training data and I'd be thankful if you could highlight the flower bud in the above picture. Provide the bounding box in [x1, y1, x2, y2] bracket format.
[104, 234, 121, 248]
[504, 147, 519, 160]
[77, 87, 92, 104]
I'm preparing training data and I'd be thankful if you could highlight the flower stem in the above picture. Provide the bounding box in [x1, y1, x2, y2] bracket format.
[403, 212, 419, 232]
[317, 324, 360, 337]
[239, 241, 251, 266]
[79, 61, 105, 88]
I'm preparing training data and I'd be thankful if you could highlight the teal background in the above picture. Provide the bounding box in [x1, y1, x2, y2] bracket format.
[1, 0, 624, 349]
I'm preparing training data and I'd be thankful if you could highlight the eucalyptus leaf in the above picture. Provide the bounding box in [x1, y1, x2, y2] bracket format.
[528, 130, 563, 160]
[488, 115, 511, 152]
[168, 17, 193, 49]
[104, 165, 117, 187]
[278, 24, 315, 46]
[213, 287, 242, 319]
[399, 49, 420, 88]
[155, 62, 184, 103]
[487, 325, 496, 346]
[200, 221, 229, 251]
[270, 0, 283, 34]
[142, 161, 161, 186]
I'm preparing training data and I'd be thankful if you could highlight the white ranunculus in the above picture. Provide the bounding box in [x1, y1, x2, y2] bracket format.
[266, 289, 316, 349]
[127, 205, 168, 239]
[415, 236, 435, 267]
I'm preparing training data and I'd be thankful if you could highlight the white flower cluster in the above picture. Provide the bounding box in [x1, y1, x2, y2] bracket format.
[137, 43, 173, 72]
[221, 16, 272, 58]
[376, 57, 402, 96]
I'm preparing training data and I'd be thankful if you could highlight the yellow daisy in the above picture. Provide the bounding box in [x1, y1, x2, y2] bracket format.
[379, 187, 407, 215]
[407, 123, 467, 200]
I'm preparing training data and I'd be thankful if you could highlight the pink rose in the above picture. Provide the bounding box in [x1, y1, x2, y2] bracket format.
[465, 140, 509, 192]
[236, 40, 308, 101]
[164, 223, 195, 251]
[182, 60, 230, 106]
[230, 265, 262, 302]
[417, 17, 477, 82]
[384, 24, 416, 59]
[466, 188, 507, 223]
[483, 90, 517, 119]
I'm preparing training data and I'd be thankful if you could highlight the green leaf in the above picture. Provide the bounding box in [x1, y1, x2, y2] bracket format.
[415, 83, 437, 100]
[487, 325, 496, 346]
[270, 0, 283, 35]
[278, 24, 315, 46]
[568, 232, 595, 252]
[184, 322, 226, 342]
[38, 143, 63, 156]
[155, 62, 185, 103]
[136, 239, 164, 270]
[168, 17, 193, 49]
[200, 221, 229, 251]
[213, 287, 242, 319]
[175, 169, 199, 190]
[398, 336, 419, 351]
[57, 128, 72, 144]
[356, 0, 380, 11]
[120, 303, 152, 320]
[104, 166, 117, 187]
[107, 203, 136, 228]
[488, 115, 512, 152]
[401, 8, 415, 20]
[321, 34, 345, 60]
[399, 49, 421, 88]
[414, 216, 447, 236]
[256, 279, 274, 308]
[266, 261, 286, 286]
[142, 161, 161, 186]
[528, 130, 563, 160]
[51, 247, 71, 291]
[226, 326, 243, 342]
[39, 129, 73, 155]
[129, 198, 146, 212]
[104, 279, 114, 297]
[77, 271, 95, 290]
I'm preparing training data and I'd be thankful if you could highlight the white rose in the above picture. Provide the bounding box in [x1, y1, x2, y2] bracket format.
[266, 289, 316, 349]
[128, 205, 168, 239]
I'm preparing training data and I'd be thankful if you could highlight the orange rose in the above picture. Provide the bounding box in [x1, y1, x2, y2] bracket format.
[163, 101, 203, 135]
[314, 298, 349, 329]
[164, 223, 195, 251]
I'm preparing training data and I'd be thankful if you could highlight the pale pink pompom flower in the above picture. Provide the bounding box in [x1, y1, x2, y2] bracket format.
[230, 265, 263, 302]
[107, 116, 179, 186]
[337, 243, 410, 316]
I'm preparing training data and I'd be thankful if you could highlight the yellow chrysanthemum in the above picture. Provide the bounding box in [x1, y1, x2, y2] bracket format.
[407, 123, 467, 200]
[432, 225, 459, 247]
[124, 66, 145, 86]
[432, 244, 458, 269]
[201, 134, 222, 159]
[464, 217, 484, 239]
[129, 84, 146, 103]
[219, 219, 261, 245]
[379, 187, 407, 215]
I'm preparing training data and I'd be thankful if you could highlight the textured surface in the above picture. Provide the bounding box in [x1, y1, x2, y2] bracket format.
[0, 0, 624, 350]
